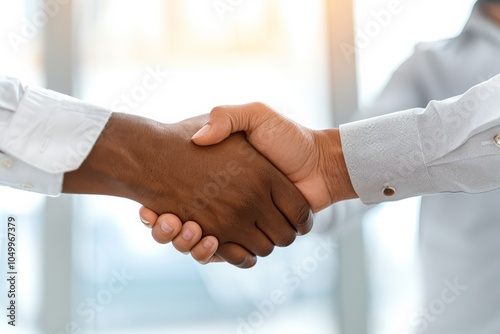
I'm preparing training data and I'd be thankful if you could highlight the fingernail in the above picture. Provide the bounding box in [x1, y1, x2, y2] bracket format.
[140, 217, 150, 227]
[182, 228, 194, 241]
[161, 221, 174, 233]
[203, 239, 215, 249]
[192, 124, 211, 140]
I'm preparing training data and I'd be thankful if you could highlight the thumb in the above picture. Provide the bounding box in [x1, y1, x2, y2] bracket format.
[191, 103, 268, 146]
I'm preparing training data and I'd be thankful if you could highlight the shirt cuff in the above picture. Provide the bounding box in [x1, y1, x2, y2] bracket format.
[340, 75, 500, 205]
[339, 108, 436, 205]
[1, 86, 112, 174]
[0, 152, 63, 196]
[0, 86, 112, 195]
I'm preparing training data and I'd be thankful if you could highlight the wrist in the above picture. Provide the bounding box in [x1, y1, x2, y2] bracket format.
[315, 128, 358, 204]
[62, 112, 173, 202]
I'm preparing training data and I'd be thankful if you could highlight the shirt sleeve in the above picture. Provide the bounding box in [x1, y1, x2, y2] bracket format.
[340, 74, 500, 205]
[0, 76, 112, 196]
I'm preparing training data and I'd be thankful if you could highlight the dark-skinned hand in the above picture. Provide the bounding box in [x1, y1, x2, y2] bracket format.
[63, 112, 313, 268]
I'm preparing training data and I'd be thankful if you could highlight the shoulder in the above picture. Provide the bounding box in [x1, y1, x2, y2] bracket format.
[412, 38, 455, 59]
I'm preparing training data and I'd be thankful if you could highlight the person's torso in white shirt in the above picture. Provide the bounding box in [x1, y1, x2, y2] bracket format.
[362, 5, 500, 333]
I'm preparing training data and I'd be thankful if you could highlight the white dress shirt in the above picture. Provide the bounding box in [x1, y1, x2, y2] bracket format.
[341, 74, 500, 204]
[340, 4, 500, 333]
[0, 76, 111, 195]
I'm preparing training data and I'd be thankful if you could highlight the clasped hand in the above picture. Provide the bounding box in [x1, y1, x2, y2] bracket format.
[139, 103, 356, 268]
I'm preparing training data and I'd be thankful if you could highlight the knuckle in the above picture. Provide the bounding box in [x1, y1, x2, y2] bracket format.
[210, 105, 228, 118]
[293, 204, 314, 235]
[250, 101, 268, 110]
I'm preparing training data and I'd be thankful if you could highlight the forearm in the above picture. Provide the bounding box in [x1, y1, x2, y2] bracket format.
[62, 112, 172, 203]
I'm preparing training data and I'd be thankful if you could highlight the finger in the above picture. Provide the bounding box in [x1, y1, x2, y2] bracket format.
[204, 254, 225, 264]
[216, 243, 257, 269]
[256, 210, 297, 248]
[172, 221, 204, 254]
[191, 103, 273, 146]
[196, 253, 225, 265]
[190, 236, 221, 264]
[233, 229, 275, 258]
[139, 206, 159, 228]
[271, 173, 314, 236]
[151, 214, 183, 244]
[192, 103, 300, 179]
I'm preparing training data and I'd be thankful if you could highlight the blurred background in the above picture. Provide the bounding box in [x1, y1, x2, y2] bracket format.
[0, 0, 476, 333]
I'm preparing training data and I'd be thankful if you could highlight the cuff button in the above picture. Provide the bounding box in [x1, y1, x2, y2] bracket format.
[21, 183, 33, 190]
[2, 159, 13, 169]
[494, 133, 500, 148]
[383, 186, 396, 197]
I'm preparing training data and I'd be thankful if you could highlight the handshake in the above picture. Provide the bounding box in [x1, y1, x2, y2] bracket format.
[63, 102, 358, 268]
